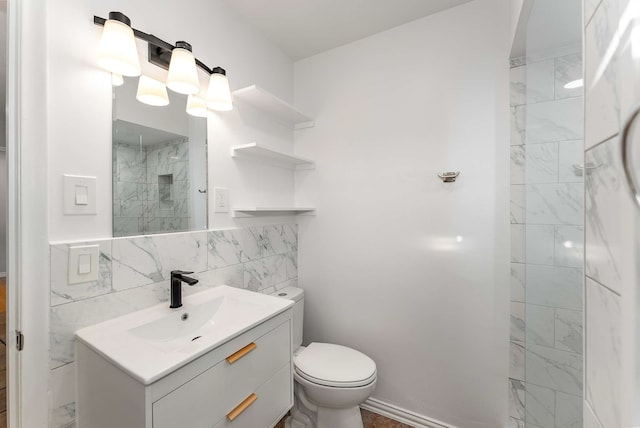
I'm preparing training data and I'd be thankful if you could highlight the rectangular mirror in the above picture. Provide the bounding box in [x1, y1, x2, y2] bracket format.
[112, 77, 207, 237]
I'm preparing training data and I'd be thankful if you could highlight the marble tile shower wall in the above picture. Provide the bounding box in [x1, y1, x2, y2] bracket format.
[113, 140, 191, 237]
[48, 225, 298, 428]
[509, 52, 584, 428]
[583, 0, 639, 427]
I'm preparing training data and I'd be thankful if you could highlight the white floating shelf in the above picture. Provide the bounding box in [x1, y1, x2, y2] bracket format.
[232, 85, 315, 129]
[231, 143, 315, 170]
[232, 207, 316, 218]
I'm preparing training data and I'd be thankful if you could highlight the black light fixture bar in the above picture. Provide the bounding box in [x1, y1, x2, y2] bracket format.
[93, 15, 214, 74]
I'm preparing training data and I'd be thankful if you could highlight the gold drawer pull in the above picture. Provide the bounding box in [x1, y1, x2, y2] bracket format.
[227, 393, 258, 421]
[226, 342, 257, 364]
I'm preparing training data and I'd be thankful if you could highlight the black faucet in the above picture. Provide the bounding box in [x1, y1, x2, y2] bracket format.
[170, 270, 199, 308]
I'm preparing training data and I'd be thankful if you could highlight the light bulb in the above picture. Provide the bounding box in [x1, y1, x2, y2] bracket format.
[97, 12, 141, 77]
[207, 67, 233, 111]
[186, 94, 209, 117]
[166, 41, 200, 95]
[136, 75, 170, 106]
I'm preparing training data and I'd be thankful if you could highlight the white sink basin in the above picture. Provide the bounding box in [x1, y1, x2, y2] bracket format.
[75, 285, 293, 385]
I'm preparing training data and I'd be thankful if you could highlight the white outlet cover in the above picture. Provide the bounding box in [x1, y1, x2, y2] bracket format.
[68, 245, 100, 284]
[214, 187, 229, 213]
[63, 175, 97, 215]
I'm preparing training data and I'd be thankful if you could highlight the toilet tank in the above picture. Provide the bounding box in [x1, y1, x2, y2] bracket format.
[274, 287, 304, 349]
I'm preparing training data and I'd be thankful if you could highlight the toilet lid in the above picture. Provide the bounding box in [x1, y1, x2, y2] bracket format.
[294, 343, 377, 388]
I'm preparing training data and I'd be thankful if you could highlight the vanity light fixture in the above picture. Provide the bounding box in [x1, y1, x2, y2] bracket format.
[207, 67, 233, 111]
[186, 94, 209, 117]
[136, 75, 170, 106]
[97, 12, 141, 77]
[167, 41, 200, 95]
[94, 12, 233, 111]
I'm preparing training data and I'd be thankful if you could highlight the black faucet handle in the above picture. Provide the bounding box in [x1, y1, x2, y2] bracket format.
[171, 270, 194, 276]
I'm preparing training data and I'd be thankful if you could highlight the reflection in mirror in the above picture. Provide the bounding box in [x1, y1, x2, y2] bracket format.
[113, 77, 207, 237]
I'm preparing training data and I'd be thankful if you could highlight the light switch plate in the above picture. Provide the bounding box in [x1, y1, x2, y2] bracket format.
[68, 245, 99, 284]
[63, 175, 97, 215]
[214, 187, 229, 213]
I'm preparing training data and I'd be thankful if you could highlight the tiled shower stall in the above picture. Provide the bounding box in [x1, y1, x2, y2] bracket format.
[113, 139, 192, 237]
[509, 49, 584, 427]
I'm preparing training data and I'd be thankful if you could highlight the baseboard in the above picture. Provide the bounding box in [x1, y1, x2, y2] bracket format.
[0, 272, 5, 278]
[361, 398, 457, 428]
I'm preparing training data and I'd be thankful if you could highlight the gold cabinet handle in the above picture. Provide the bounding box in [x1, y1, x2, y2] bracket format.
[226, 342, 257, 364]
[227, 393, 257, 421]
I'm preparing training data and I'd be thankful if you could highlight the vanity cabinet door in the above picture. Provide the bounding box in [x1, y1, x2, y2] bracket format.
[152, 320, 291, 428]
[214, 364, 292, 428]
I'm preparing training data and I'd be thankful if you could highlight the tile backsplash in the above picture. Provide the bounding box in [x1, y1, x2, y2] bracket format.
[48, 224, 298, 428]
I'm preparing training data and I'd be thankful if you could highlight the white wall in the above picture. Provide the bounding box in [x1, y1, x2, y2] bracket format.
[0, 1, 6, 149]
[294, 0, 511, 426]
[47, 0, 297, 242]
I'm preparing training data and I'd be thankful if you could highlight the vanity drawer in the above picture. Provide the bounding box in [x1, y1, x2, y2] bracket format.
[213, 363, 292, 428]
[152, 320, 291, 428]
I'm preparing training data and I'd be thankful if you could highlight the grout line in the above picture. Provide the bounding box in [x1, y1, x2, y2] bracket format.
[585, 274, 622, 297]
[584, 0, 604, 29]
[585, 132, 619, 152]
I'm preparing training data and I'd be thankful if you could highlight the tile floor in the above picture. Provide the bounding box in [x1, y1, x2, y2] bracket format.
[276, 409, 412, 427]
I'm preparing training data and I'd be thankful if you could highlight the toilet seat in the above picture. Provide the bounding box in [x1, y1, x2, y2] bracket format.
[294, 342, 377, 388]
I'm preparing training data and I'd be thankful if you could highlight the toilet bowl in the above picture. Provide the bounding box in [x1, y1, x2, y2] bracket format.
[275, 287, 377, 428]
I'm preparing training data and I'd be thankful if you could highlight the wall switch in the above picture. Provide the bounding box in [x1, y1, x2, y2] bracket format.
[75, 185, 89, 205]
[214, 188, 229, 213]
[77, 253, 91, 274]
[63, 175, 97, 215]
[68, 245, 99, 284]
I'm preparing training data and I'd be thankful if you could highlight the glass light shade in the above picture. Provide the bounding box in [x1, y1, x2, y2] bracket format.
[207, 71, 233, 111]
[167, 46, 200, 95]
[111, 73, 124, 87]
[136, 75, 170, 106]
[186, 95, 209, 117]
[98, 18, 141, 77]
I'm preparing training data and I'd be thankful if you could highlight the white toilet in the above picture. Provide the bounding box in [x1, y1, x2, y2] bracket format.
[275, 287, 377, 428]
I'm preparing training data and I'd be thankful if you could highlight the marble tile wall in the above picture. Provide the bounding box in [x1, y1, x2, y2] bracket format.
[48, 224, 298, 428]
[113, 143, 145, 236]
[509, 50, 584, 428]
[583, 0, 640, 426]
[113, 139, 191, 237]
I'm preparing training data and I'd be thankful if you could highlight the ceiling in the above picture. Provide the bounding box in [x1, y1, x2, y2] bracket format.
[114, 120, 186, 147]
[222, 0, 474, 60]
[511, 0, 582, 58]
